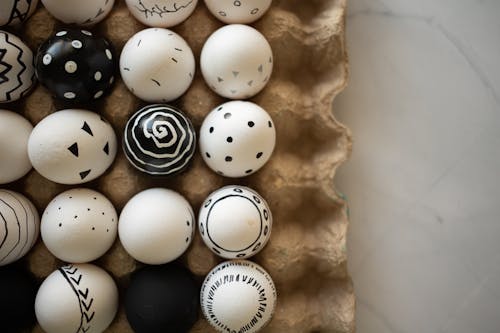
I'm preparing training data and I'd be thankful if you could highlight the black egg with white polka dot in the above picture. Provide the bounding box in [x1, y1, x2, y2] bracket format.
[35, 29, 116, 103]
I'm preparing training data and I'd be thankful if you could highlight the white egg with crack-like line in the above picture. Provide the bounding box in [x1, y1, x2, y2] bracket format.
[120, 28, 195, 102]
[200, 24, 273, 99]
[204, 0, 272, 24]
[28, 109, 117, 185]
[35, 263, 118, 333]
[125, 0, 198, 27]
[199, 101, 276, 177]
[0, 110, 33, 184]
[41, 188, 118, 263]
[41, 0, 115, 26]
[198, 185, 272, 259]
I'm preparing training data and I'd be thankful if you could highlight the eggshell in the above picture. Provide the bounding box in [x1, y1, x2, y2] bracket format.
[0, 266, 37, 332]
[41, 188, 118, 263]
[28, 109, 117, 185]
[118, 188, 195, 265]
[201, 260, 277, 333]
[0, 0, 39, 27]
[35, 263, 118, 333]
[125, 0, 198, 27]
[0, 190, 39, 266]
[200, 24, 273, 99]
[0, 110, 33, 184]
[204, 0, 271, 24]
[198, 185, 272, 259]
[41, 0, 115, 26]
[199, 101, 276, 177]
[120, 28, 195, 102]
[0, 31, 35, 103]
[125, 264, 199, 333]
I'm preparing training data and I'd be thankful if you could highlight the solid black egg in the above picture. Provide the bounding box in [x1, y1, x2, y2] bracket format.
[0, 266, 38, 333]
[125, 264, 199, 333]
[35, 29, 116, 103]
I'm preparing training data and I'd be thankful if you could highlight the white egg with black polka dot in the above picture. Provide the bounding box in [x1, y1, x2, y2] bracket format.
[41, 188, 118, 263]
[204, 0, 272, 24]
[199, 100, 276, 178]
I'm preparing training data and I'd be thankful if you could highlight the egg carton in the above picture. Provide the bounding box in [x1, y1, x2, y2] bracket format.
[4, 0, 354, 331]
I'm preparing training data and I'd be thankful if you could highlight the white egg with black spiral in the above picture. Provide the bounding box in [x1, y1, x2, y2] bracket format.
[0, 31, 35, 103]
[200, 101, 276, 178]
[124, 104, 196, 176]
[0, 190, 39, 266]
[199, 185, 272, 259]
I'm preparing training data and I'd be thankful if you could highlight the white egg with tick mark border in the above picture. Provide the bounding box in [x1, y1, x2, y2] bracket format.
[27, 109, 117, 185]
[125, 0, 198, 27]
[120, 28, 195, 102]
[41, 188, 118, 263]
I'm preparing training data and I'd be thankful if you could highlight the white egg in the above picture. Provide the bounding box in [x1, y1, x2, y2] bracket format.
[0, 0, 39, 26]
[28, 109, 117, 185]
[41, 0, 115, 26]
[199, 101, 276, 177]
[120, 28, 195, 102]
[125, 0, 198, 27]
[204, 0, 271, 24]
[199, 185, 272, 259]
[200, 24, 273, 99]
[41, 188, 118, 263]
[35, 263, 118, 333]
[201, 260, 277, 333]
[118, 188, 195, 265]
[0, 31, 35, 103]
[0, 190, 39, 266]
[0, 110, 33, 184]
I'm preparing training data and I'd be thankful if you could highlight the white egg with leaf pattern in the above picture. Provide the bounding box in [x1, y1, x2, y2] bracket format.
[41, 0, 115, 26]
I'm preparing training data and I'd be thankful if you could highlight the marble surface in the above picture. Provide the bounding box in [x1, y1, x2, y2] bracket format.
[334, 0, 500, 332]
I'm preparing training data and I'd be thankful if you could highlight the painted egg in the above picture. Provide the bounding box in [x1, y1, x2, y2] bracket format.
[35, 264, 119, 333]
[0, 0, 39, 27]
[118, 188, 195, 265]
[28, 109, 117, 185]
[41, 188, 118, 263]
[125, 264, 199, 333]
[124, 104, 196, 176]
[120, 28, 195, 102]
[0, 190, 39, 266]
[201, 260, 277, 333]
[199, 185, 272, 259]
[0, 110, 33, 184]
[125, 0, 198, 27]
[35, 29, 116, 103]
[41, 0, 115, 26]
[0, 266, 37, 332]
[199, 101, 276, 177]
[204, 0, 271, 24]
[200, 24, 272, 99]
[0, 31, 35, 103]
[0, 190, 40, 266]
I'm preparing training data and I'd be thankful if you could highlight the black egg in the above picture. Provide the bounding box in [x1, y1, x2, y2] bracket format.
[125, 264, 199, 333]
[0, 266, 37, 333]
[123, 104, 196, 176]
[35, 29, 116, 103]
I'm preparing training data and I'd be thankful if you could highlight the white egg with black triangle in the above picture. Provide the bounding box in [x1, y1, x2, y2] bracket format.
[28, 109, 117, 185]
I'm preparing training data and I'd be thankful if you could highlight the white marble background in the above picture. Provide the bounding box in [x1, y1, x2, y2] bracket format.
[335, 0, 500, 332]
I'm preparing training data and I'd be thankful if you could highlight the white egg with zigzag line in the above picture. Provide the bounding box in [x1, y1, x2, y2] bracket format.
[0, 30, 35, 103]
[123, 104, 196, 176]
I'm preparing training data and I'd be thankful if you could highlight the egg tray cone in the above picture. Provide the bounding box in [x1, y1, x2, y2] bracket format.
[4, 0, 354, 332]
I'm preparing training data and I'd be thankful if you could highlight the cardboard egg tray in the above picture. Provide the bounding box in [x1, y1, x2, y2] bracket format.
[4, 0, 354, 331]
